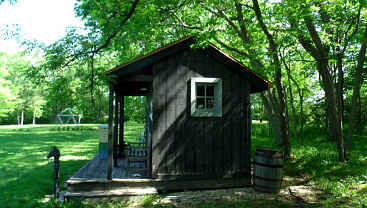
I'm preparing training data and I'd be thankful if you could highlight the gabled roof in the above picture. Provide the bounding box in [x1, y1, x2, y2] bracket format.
[106, 36, 272, 93]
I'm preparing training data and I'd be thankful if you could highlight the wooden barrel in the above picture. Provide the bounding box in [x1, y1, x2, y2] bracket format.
[253, 148, 284, 193]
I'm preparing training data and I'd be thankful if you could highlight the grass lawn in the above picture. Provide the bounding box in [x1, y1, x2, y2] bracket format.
[1, 122, 367, 207]
[251, 122, 367, 207]
[0, 123, 144, 208]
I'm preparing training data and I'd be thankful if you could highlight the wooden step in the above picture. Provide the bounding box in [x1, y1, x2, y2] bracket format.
[67, 178, 156, 192]
[64, 188, 158, 203]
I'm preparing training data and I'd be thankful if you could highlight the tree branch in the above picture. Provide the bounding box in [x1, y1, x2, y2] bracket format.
[234, 1, 252, 44]
[213, 36, 249, 58]
[303, 15, 328, 58]
[170, 11, 202, 30]
[93, 0, 139, 54]
[339, 6, 362, 57]
[59, 0, 139, 69]
[200, 2, 248, 43]
[298, 35, 321, 59]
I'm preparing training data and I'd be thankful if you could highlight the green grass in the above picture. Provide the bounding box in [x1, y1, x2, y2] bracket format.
[251, 122, 367, 207]
[2, 122, 367, 207]
[0, 124, 144, 208]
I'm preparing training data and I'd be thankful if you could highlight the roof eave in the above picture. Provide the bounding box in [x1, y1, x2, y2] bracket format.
[105, 36, 272, 93]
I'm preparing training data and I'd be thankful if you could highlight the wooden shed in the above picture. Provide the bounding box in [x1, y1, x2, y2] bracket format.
[103, 36, 271, 187]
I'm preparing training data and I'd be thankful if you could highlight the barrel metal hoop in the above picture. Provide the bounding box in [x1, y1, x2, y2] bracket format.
[253, 174, 283, 182]
[254, 161, 284, 168]
[255, 152, 283, 159]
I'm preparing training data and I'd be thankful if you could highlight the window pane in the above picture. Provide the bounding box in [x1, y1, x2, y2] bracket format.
[197, 98, 205, 109]
[206, 85, 214, 96]
[206, 98, 214, 109]
[197, 85, 205, 96]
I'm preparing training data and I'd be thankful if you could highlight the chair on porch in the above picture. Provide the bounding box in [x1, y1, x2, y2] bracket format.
[139, 131, 146, 143]
[139, 124, 147, 143]
[125, 133, 151, 177]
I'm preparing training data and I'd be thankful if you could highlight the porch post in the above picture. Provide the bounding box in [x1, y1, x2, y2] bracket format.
[107, 84, 114, 180]
[118, 96, 124, 157]
[113, 91, 119, 167]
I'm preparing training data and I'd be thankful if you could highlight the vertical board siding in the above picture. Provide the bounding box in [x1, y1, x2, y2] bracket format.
[222, 68, 232, 173]
[240, 80, 251, 173]
[194, 57, 205, 174]
[113, 94, 119, 167]
[152, 48, 251, 179]
[159, 61, 168, 175]
[175, 53, 187, 174]
[245, 81, 251, 174]
[231, 72, 241, 172]
[152, 61, 167, 177]
[119, 96, 124, 157]
[204, 54, 214, 173]
[211, 55, 223, 174]
[185, 55, 197, 174]
[166, 57, 177, 174]
[152, 63, 159, 178]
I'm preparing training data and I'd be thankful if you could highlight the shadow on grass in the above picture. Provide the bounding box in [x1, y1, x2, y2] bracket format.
[0, 127, 99, 208]
[0, 124, 145, 208]
[252, 126, 367, 207]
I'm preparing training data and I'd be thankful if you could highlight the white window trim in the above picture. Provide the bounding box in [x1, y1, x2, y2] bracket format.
[191, 77, 222, 117]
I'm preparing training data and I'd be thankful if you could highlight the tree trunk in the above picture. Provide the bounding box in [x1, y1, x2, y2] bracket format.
[358, 95, 362, 135]
[319, 59, 347, 161]
[300, 89, 304, 145]
[268, 119, 272, 137]
[260, 92, 281, 144]
[260, 91, 281, 144]
[346, 24, 367, 147]
[337, 56, 344, 126]
[17, 109, 20, 125]
[21, 108, 24, 126]
[252, 0, 290, 157]
[33, 108, 36, 125]
[209, 0, 290, 156]
[282, 58, 298, 143]
[287, 73, 298, 143]
[298, 15, 348, 161]
[284, 86, 291, 139]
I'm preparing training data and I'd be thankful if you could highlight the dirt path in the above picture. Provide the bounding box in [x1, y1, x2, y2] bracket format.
[156, 185, 318, 207]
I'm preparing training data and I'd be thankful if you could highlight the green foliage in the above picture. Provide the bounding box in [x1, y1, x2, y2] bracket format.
[124, 96, 146, 124]
[0, 0, 17, 5]
[0, 124, 98, 208]
[39, 198, 90, 208]
[1, 0, 366, 189]
[251, 127, 367, 206]
[251, 121, 271, 137]
[0, 52, 33, 120]
[141, 194, 160, 207]
[2, 124, 366, 207]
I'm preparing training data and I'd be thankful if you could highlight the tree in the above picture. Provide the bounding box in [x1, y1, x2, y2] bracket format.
[124, 96, 146, 123]
[0, 52, 17, 118]
[0, 0, 16, 4]
[279, 0, 367, 161]
[346, 24, 367, 147]
[42, 0, 294, 155]
[159, 0, 291, 156]
[20, 0, 366, 161]
[0, 52, 48, 124]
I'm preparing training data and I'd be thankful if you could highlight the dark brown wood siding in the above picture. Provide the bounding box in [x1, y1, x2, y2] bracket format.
[152, 48, 251, 180]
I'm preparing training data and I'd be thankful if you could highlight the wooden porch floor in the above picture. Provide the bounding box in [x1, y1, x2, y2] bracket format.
[66, 153, 251, 202]
[70, 153, 148, 180]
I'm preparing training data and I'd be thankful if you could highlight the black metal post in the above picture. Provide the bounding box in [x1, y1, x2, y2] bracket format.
[47, 146, 60, 198]
[53, 161, 60, 198]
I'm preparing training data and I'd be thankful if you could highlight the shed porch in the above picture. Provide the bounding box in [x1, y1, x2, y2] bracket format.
[65, 153, 251, 202]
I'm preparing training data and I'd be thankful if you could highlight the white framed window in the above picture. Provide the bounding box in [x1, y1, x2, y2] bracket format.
[191, 77, 222, 117]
